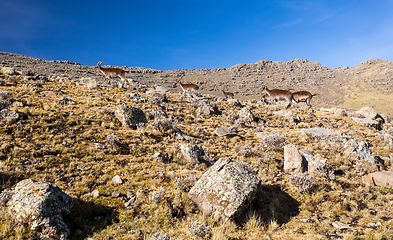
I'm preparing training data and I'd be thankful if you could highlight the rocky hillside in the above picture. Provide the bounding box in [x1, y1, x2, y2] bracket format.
[1, 52, 393, 114]
[0, 52, 393, 239]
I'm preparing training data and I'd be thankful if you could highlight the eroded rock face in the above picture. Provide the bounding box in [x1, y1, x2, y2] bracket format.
[4, 179, 73, 240]
[188, 157, 261, 221]
[115, 104, 147, 128]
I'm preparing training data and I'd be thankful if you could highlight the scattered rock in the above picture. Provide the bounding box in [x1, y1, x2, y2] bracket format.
[115, 104, 148, 128]
[111, 191, 121, 198]
[332, 221, 351, 230]
[343, 139, 377, 164]
[300, 127, 343, 140]
[151, 231, 174, 240]
[188, 220, 213, 238]
[215, 127, 237, 137]
[174, 128, 195, 141]
[86, 79, 100, 90]
[1, 67, 16, 75]
[0, 108, 19, 123]
[284, 144, 306, 172]
[180, 144, 214, 166]
[56, 97, 76, 105]
[357, 106, 379, 119]
[188, 157, 261, 221]
[91, 189, 101, 198]
[152, 152, 168, 163]
[289, 172, 318, 193]
[0, 189, 13, 206]
[351, 117, 383, 130]
[238, 106, 256, 123]
[351, 106, 384, 130]
[149, 187, 166, 203]
[362, 171, 393, 189]
[197, 99, 220, 117]
[111, 175, 123, 186]
[4, 179, 73, 240]
[125, 93, 148, 103]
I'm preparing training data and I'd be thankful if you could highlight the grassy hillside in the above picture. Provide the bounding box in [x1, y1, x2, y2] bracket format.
[0, 63, 392, 239]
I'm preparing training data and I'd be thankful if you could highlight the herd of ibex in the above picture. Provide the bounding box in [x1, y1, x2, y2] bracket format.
[96, 61, 316, 107]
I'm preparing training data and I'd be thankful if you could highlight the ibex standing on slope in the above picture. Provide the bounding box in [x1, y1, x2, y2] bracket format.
[261, 86, 296, 107]
[96, 61, 130, 85]
[222, 90, 234, 99]
[174, 79, 199, 93]
[292, 91, 317, 107]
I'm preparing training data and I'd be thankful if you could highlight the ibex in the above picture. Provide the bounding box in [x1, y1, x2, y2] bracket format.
[292, 91, 317, 107]
[96, 61, 130, 85]
[222, 90, 234, 99]
[174, 79, 199, 93]
[261, 86, 295, 106]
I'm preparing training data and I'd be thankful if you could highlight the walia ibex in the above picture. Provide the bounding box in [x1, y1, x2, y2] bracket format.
[174, 79, 199, 93]
[222, 90, 234, 99]
[261, 86, 296, 106]
[292, 91, 317, 107]
[96, 61, 130, 85]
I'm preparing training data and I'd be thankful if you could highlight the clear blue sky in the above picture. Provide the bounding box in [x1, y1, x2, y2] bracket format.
[2, 0, 393, 70]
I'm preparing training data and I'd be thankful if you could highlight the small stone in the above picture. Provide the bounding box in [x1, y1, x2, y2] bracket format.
[111, 175, 123, 185]
[111, 191, 121, 198]
[91, 189, 101, 198]
[215, 127, 237, 137]
[332, 221, 351, 230]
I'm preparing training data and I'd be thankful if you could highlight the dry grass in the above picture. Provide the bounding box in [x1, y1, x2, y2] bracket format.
[0, 70, 393, 239]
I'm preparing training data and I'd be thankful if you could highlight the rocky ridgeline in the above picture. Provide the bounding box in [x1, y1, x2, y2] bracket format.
[1, 52, 393, 114]
[0, 53, 393, 239]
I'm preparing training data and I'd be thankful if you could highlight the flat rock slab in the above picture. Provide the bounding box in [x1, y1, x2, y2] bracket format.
[188, 157, 260, 221]
[362, 171, 393, 189]
[300, 127, 343, 140]
[215, 127, 237, 137]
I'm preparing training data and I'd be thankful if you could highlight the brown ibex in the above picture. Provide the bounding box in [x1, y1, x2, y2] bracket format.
[96, 61, 130, 85]
[261, 86, 296, 106]
[292, 91, 317, 107]
[174, 79, 199, 93]
[222, 90, 234, 99]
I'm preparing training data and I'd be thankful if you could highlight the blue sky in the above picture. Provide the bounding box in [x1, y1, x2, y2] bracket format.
[1, 0, 393, 70]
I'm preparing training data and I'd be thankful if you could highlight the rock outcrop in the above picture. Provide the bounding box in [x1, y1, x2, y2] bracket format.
[188, 157, 261, 221]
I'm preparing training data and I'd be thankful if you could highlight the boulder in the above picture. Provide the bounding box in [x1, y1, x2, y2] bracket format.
[351, 117, 383, 130]
[115, 104, 147, 128]
[0, 109, 19, 123]
[4, 179, 73, 240]
[284, 145, 305, 172]
[1, 67, 16, 75]
[362, 171, 393, 189]
[188, 157, 261, 221]
[197, 99, 220, 117]
[343, 139, 376, 164]
[357, 106, 379, 119]
[238, 106, 255, 123]
[180, 144, 214, 166]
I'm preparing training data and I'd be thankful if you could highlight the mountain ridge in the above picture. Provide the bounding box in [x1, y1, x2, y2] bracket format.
[1, 51, 392, 114]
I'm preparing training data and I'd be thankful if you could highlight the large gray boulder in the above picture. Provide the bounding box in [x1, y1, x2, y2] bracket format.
[3, 179, 73, 240]
[188, 157, 261, 221]
[115, 104, 148, 128]
[343, 139, 377, 164]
